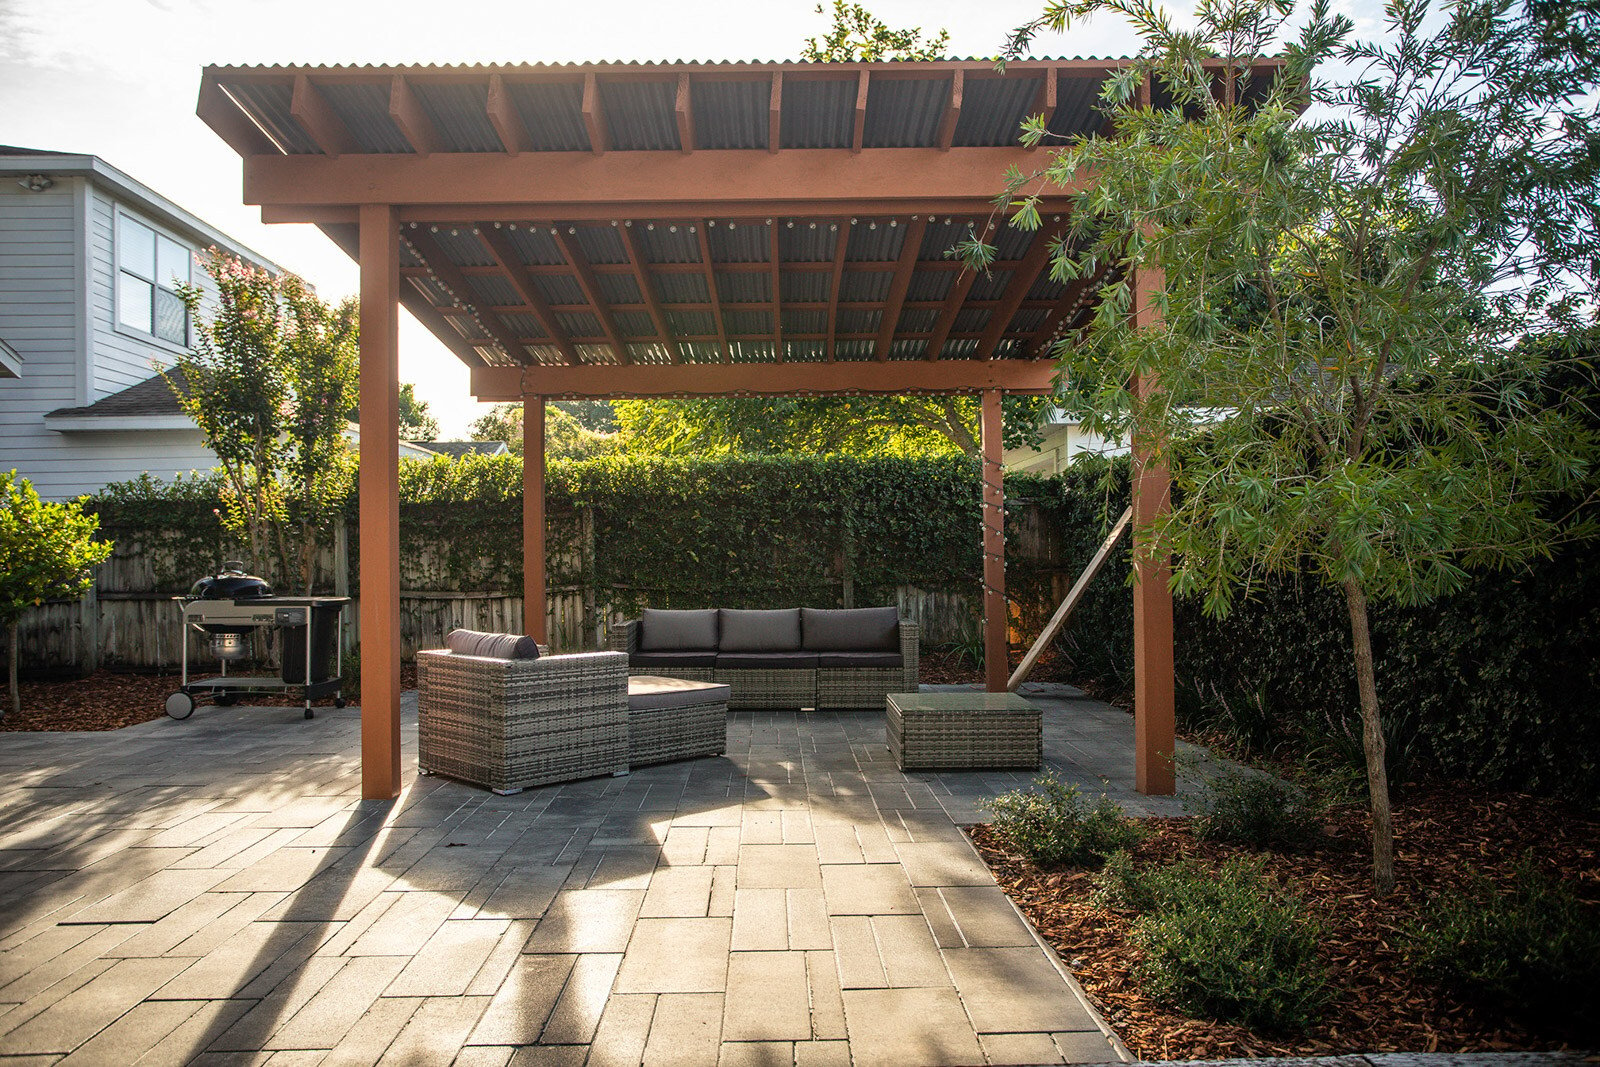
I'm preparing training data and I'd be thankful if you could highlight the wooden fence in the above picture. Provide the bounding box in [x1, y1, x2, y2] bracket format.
[15, 504, 1076, 673]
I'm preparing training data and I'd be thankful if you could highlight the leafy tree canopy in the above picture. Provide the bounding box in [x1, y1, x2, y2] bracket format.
[801, 0, 950, 61]
[470, 402, 622, 461]
[977, 0, 1600, 892]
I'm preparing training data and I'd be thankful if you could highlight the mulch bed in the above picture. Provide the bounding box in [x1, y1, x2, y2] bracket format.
[969, 789, 1600, 1059]
[0, 664, 417, 732]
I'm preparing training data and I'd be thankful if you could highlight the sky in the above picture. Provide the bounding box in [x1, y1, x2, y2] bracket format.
[0, 0, 1383, 436]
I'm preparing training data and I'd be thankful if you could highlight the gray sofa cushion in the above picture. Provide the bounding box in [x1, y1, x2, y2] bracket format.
[627, 675, 731, 712]
[640, 608, 719, 651]
[444, 628, 540, 660]
[715, 652, 819, 670]
[631, 650, 718, 669]
[801, 607, 900, 652]
[816, 651, 903, 668]
[718, 609, 802, 652]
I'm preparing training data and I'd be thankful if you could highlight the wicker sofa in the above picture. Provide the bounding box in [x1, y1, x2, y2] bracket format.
[608, 606, 918, 710]
[417, 648, 629, 794]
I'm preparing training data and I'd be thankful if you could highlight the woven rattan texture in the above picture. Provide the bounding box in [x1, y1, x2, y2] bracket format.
[627, 697, 728, 767]
[886, 694, 1042, 771]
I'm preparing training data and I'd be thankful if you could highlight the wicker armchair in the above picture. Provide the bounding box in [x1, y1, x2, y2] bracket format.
[417, 649, 629, 794]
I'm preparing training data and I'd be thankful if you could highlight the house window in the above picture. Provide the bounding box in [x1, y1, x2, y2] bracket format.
[116, 213, 191, 346]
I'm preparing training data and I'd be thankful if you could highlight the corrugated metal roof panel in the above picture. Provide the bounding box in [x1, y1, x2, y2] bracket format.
[1049, 74, 1108, 138]
[781, 309, 826, 334]
[528, 345, 565, 365]
[863, 77, 949, 148]
[615, 311, 656, 339]
[534, 274, 587, 305]
[834, 339, 874, 360]
[729, 340, 777, 361]
[896, 308, 938, 334]
[785, 340, 826, 362]
[468, 275, 520, 307]
[780, 77, 853, 148]
[597, 273, 643, 305]
[501, 312, 546, 338]
[969, 269, 1015, 302]
[716, 272, 770, 304]
[506, 80, 590, 151]
[691, 79, 767, 149]
[656, 273, 710, 303]
[993, 225, 1037, 261]
[707, 222, 769, 263]
[574, 226, 627, 264]
[780, 272, 829, 302]
[575, 342, 621, 364]
[223, 81, 319, 154]
[413, 81, 501, 152]
[399, 243, 424, 268]
[503, 225, 566, 265]
[680, 341, 722, 362]
[628, 343, 676, 364]
[724, 309, 771, 335]
[1009, 308, 1047, 334]
[1027, 270, 1067, 301]
[429, 227, 495, 266]
[477, 345, 521, 366]
[839, 270, 892, 302]
[954, 74, 1044, 147]
[889, 339, 926, 360]
[665, 309, 715, 335]
[637, 224, 701, 263]
[319, 81, 413, 153]
[556, 311, 602, 336]
[845, 222, 905, 263]
[941, 337, 979, 359]
[994, 338, 1026, 357]
[407, 275, 452, 306]
[836, 308, 881, 335]
[778, 223, 838, 262]
[905, 270, 954, 302]
[600, 80, 679, 150]
[918, 219, 971, 261]
[954, 308, 990, 334]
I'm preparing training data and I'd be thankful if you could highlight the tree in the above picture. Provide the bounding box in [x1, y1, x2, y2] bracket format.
[611, 395, 1047, 457]
[470, 402, 621, 460]
[980, 0, 1600, 892]
[0, 472, 113, 716]
[173, 252, 359, 594]
[399, 384, 440, 440]
[802, 0, 950, 61]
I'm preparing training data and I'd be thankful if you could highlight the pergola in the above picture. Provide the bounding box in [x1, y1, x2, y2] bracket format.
[197, 57, 1178, 801]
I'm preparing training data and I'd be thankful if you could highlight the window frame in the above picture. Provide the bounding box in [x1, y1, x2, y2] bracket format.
[112, 207, 194, 353]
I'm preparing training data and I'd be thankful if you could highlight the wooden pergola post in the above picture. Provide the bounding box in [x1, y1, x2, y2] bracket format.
[523, 398, 547, 643]
[1132, 261, 1175, 795]
[357, 203, 402, 800]
[980, 388, 1008, 692]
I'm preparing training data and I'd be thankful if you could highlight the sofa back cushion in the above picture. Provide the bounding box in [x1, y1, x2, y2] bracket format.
[801, 607, 900, 652]
[445, 628, 541, 660]
[639, 608, 719, 651]
[718, 608, 802, 652]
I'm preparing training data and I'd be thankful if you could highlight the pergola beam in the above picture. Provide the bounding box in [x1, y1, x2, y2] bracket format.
[874, 218, 926, 360]
[770, 224, 785, 361]
[582, 73, 608, 154]
[408, 228, 524, 362]
[852, 71, 869, 153]
[618, 224, 681, 363]
[696, 222, 730, 361]
[551, 228, 629, 363]
[923, 265, 979, 360]
[389, 75, 441, 156]
[976, 225, 1063, 360]
[937, 70, 963, 150]
[768, 72, 783, 153]
[472, 359, 1056, 401]
[825, 223, 848, 361]
[675, 74, 694, 153]
[487, 74, 531, 155]
[290, 75, 358, 157]
[477, 226, 579, 365]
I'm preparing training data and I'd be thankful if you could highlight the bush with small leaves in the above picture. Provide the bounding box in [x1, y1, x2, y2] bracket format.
[1126, 856, 1332, 1034]
[985, 773, 1146, 870]
[1407, 862, 1600, 1030]
[1185, 765, 1321, 850]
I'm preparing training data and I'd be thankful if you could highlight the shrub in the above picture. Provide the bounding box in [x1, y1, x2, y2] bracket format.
[1124, 856, 1332, 1033]
[1185, 765, 1321, 850]
[1407, 863, 1600, 1029]
[985, 774, 1146, 869]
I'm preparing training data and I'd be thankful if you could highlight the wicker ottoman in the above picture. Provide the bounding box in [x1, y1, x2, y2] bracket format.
[886, 692, 1042, 771]
[627, 676, 730, 767]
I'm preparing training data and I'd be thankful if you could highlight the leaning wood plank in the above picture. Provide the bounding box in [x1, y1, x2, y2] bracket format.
[1007, 506, 1133, 691]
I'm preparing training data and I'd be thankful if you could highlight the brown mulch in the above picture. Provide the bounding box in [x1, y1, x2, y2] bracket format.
[969, 789, 1600, 1059]
[920, 644, 1084, 687]
[0, 664, 417, 732]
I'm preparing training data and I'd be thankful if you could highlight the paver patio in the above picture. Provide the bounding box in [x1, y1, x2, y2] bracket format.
[0, 684, 1201, 1065]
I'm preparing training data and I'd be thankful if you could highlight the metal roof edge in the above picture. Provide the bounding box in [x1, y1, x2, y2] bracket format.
[0, 334, 21, 378]
[0, 151, 282, 273]
[43, 414, 198, 432]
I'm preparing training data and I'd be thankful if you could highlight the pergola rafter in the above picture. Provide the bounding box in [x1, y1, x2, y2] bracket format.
[194, 55, 1255, 801]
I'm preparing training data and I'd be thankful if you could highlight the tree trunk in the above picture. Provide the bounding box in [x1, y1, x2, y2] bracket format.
[7, 620, 18, 719]
[1341, 577, 1396, 895]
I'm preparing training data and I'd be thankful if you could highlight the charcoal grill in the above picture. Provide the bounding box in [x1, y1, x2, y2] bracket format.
[166, 562, 350, 720]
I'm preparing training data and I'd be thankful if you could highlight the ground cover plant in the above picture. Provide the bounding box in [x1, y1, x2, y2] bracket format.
[986, 773, 1147, 869]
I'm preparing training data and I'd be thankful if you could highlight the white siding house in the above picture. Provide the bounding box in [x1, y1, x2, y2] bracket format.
[0, 147, 278, 500]
[1004, 407, 1128, 475]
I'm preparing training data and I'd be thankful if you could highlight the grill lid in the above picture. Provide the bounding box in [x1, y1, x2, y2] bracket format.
[190, 561, 273, 601]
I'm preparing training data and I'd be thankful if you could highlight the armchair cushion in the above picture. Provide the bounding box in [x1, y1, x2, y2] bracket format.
[639, 608, 719, 651]
[445, 628, 540, 660]
[719, 608, 802, 651]
[716, 652, 819, 669]
[801, 607, 900, 651]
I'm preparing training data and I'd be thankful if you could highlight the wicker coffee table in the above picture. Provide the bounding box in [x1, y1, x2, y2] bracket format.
[886, 692, 1042, 771]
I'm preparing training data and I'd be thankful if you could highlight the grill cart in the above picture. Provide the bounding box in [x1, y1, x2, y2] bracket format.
[165, 563, 350, 721]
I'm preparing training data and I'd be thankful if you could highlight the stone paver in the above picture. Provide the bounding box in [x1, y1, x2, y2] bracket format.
[0, 683, 1181, 1064]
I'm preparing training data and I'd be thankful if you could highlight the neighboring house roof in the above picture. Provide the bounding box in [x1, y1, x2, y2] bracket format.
[407, 440, 508, 459]
[0, 334, 20, 379]
[0, 145, 280, 270]
[43, 369, 193, 431]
